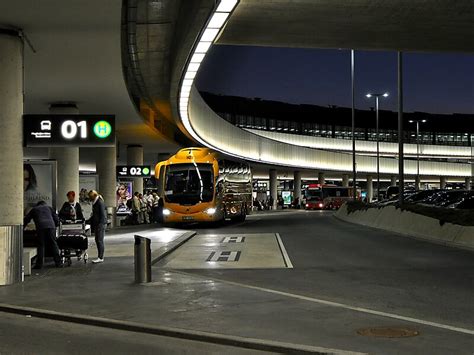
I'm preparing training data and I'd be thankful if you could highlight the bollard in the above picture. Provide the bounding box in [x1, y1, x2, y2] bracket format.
[134, 235, 152, 283]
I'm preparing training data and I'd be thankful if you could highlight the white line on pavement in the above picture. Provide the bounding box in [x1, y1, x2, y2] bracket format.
[173, 270, 474, 336]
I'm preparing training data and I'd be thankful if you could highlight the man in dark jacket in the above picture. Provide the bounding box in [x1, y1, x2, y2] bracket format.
[87, 190, 107, 263]
[24, 201, 62, 269]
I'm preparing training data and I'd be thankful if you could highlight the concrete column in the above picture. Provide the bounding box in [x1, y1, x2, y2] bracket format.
[415, 176, 421, 191]
[269, 169, 277, 210]
[0, 30, 23, 285]
[440, 176, 447, 189]
[342, 174, 349, 187]
[390, 175, 397, 186]
[366, 175, 373, 202]
[48, 103, 80, 205]
[127, 145, 144, 194]
[293, 171, 302, 203]
[96, 146, 117, 226]
[465, 177, 471, 191]
[318, 172, 325, 185]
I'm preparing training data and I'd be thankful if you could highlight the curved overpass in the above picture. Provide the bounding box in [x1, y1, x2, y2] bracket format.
[120, 0, 473, 179]
[171, 1, 472, 179]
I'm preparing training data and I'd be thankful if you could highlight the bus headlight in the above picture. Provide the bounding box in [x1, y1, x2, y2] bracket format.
[162, 208, 171, 216]
[205, 208, 216, 215]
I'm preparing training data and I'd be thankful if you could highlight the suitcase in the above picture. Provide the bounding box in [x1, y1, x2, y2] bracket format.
[57, 233, 88, 250]
[58, 221, 89, 266]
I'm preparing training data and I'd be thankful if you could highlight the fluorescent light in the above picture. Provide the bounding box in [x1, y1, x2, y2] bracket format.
[207, 12, 229, 28]
[184, 71, 197, 80]
[190, 53, 205, 63]
[187, 62, 201, 72]
[216, 0, 238, 12]
[201, 28, 220, 42]
[181, 85, 191, 92]
[195, 41, 212, 53]
[182, 79, 193, 87]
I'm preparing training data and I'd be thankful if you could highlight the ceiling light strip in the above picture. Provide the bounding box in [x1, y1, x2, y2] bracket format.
[178, 0, 239, 146]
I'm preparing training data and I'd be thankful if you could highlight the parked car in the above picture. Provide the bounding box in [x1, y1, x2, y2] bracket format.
[420, 190, 471, 207]
[404, 189, 441, 203]
[447, 193, 474, 209]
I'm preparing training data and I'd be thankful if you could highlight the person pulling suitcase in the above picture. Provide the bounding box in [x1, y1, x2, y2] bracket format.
[23, 201, 62, 269]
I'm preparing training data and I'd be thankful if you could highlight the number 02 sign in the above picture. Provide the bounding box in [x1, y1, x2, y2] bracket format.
[23, 115, 115, 147]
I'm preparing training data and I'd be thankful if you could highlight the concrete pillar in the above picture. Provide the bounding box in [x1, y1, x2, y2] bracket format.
[0, 30, 23, 285]
[269, 169, 277, 210]
[127, 145, 144, 194]
[294, 171, 302, 203]
[49, 103, 79, 205]
[366, 175, 373, 202]
[96, 146, 117, 227]
[390, 175, 397, 186]
[465, 177, 471, 191]
[440, 176, 447, 189]
[318, 172, 325, 185]
[415, 176, 421, 191]
[342, 174, 349, 187]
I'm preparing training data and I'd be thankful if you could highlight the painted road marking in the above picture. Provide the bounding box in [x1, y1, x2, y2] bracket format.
[206, 251, 241, 262]
[163, 233, 290, 269]
[221, 236, 246, 243]
[172, 270, 474, 336]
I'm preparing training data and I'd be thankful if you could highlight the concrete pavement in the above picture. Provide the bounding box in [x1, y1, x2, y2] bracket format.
[0, 212, 472, 354]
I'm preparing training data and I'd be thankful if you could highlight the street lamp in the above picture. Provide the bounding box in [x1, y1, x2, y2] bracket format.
[408, 118, 427, 190]
[366, 92, 389, 201]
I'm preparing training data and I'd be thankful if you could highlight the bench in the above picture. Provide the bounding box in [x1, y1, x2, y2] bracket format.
[23, 247, 37, 276]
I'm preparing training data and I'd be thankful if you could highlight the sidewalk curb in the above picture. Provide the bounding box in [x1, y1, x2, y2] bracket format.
[0, 303, 365, 355]
[151, 231, 197, 265]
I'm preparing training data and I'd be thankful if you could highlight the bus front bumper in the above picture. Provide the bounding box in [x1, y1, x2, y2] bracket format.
[162, 209, 220, 223]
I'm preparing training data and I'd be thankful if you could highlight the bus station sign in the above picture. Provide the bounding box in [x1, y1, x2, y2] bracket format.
[23, 114, 115, 147]
[117, 165, 151, 178]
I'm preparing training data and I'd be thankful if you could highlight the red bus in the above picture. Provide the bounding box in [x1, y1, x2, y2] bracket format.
[304, 184, 355, 210]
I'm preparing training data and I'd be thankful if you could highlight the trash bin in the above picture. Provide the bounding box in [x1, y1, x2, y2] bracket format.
[134, 235, 151, 283]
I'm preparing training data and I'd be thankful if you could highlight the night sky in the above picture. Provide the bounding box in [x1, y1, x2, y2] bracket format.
[196, 46, 474, 115]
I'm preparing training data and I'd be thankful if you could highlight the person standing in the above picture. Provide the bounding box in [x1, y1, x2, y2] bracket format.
[152, 192, 160, 223]
[139, 193, 149, 224]
[58, 191, 84, 222]
[87, 190, 107, 263]
[23, 201, 62, 269]
[132, 192, 141, 224]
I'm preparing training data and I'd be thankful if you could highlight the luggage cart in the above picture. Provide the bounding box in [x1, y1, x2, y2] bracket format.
[57, 220, 89, 266]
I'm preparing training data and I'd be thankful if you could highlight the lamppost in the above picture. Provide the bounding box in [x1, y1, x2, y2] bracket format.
[409, 119, 427, 190]
[366, 92, 389, 201]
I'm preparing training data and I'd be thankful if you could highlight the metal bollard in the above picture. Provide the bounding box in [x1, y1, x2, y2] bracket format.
[134, 235, 151, 283]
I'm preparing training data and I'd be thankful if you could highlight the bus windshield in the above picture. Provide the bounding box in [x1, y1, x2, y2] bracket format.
[305, 189, 322, 201]
[165, 163, 214, 204]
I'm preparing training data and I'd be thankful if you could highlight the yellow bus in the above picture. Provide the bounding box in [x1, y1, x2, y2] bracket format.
[154, 147, 252, 224]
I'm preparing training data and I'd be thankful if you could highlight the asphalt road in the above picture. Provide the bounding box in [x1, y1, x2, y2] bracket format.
[185, 210, 474, 333]
[1, 210, 472, 354]
[0, 312, 269, 355]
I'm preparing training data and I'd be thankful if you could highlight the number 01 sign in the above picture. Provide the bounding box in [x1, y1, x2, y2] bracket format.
[23, 115, 115, 147]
